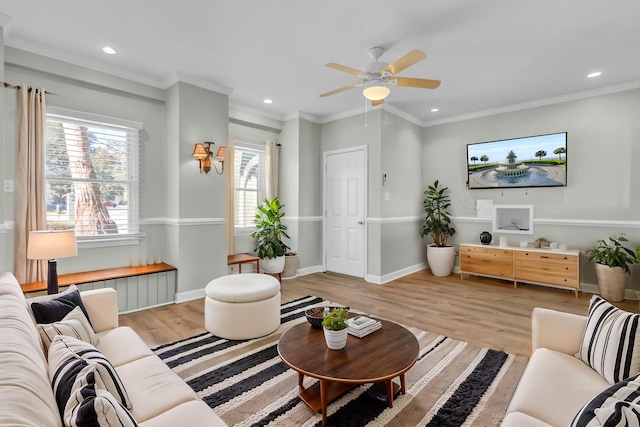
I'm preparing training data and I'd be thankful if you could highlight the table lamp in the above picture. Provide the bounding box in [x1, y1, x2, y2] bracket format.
[27, 230, 78, 294]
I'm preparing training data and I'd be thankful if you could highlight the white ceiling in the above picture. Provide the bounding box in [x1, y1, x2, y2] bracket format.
[1, 0, 639, 125]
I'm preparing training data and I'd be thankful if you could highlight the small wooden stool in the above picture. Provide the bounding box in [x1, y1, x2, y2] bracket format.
[227, 253, 260, 274]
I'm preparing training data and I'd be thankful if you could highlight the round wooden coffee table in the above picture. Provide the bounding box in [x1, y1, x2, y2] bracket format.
[278, 317, 419, 425]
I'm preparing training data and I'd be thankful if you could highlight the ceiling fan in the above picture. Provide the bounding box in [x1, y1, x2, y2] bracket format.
[320, 47, 441, 106]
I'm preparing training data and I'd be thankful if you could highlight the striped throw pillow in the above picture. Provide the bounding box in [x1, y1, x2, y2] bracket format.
[64, 374, 138, 427]
[37, 306, 98, 351]
[48, 335, 132, 415]
[576, 296, 640, 384]
[571, 373, 640, 427]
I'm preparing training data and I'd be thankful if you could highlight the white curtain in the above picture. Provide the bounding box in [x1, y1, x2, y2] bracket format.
[265, 140, 279, 201]
[225, 140, 235, 256]
[14, 86, 47, 283]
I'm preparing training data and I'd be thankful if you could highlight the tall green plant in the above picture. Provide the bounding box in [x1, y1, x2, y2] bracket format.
[251, 197, 291, 259]
[420, 180, 456, 247]
[587, 235, 639, 275]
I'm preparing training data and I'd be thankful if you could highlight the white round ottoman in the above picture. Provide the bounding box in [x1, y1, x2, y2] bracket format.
[204, 273, 281, 340]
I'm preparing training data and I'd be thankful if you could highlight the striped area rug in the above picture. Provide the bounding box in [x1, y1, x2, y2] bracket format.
[152, 296, 527, 426]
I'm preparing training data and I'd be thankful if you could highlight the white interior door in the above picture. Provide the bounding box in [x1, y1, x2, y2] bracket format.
[324, 147, 366, 278]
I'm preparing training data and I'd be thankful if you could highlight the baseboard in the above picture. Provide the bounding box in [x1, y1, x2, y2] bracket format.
[175, 288, 206, 303]
[580, 282, 639, 300]
[366, 263, 428, 285]
[296, 265, 325, 276]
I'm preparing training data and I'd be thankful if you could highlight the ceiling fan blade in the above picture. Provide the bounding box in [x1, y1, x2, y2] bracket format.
[371, 99, 384, 106]
[393, 77, 441, 89]
[319, 83, 359, 97]
[382, 50, 427, 75]
[325, 63, 367, 76]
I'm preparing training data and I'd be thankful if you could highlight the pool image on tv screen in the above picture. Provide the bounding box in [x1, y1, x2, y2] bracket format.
[466, 132, 567, 189]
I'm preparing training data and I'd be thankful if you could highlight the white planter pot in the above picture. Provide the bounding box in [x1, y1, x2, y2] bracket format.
[595, 263, 627, 302]
[323, 327, 348, 350]
[260, 255, 285, 273]
[427, 245, 456, 277]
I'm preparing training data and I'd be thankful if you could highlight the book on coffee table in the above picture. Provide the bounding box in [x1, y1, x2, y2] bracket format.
[347, 316, 382, 338]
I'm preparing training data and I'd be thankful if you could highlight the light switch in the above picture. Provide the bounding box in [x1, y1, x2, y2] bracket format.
[4, 180, 14, 192]
[384, 192, 390, 201]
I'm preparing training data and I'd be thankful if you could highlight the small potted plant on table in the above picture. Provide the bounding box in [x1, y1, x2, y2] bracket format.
[321, 308, 349, 350]
[587, 235, 640, 302]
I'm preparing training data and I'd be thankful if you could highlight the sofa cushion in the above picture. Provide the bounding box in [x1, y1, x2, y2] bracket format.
[96, 326, 154, 367]
[507, 348, 610, 427]
[0, 296, 62, 427]
[64, 378, 138, 427]
[576, 296, 640, 383]
[571, 373, 640, 427]
[138, 400, 227, 427]
[115, 355, 198, 423]
[30, 285, 92, 326]
[48, 335, 132, 413]
[37, 306, 98, 351]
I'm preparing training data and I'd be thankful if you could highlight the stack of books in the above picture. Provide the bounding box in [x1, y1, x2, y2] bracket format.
[346, 315, 382, 338]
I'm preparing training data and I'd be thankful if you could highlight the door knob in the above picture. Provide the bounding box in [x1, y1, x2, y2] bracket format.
[357, 221, 363, 225]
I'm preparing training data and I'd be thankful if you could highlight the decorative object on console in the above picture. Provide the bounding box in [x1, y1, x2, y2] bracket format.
[251, 197, 290, 275]
[535, 237, 551, 249]
[27, 229, 78, 294]
[192, 141, 226, 174]
[586, 235, 640, 302]
[420, 180, 456, 277]
[480, 231, 492, 245]
[321, 307, 349, 350]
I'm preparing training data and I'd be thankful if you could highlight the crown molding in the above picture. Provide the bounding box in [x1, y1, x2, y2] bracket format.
[165, 72, 233, 95]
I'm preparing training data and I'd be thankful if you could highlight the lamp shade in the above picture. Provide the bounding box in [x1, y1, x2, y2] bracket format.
[27, 230, 78, 260]
[362, 85, 390, 101]
[192, 143, 208, 160]
[215, 146, 226, 160]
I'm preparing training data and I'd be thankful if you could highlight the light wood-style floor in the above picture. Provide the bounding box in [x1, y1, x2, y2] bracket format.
[119, 270, 638, 357]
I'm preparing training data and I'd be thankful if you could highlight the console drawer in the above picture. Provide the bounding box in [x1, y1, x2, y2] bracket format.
[514, 251, 578, 289]
[460, 245, 513, 278]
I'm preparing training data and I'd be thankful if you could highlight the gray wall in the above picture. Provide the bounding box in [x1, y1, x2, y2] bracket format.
[422, 89, 640, 292]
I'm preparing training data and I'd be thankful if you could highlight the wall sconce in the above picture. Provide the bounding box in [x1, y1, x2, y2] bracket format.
[192, 141, 226, 174]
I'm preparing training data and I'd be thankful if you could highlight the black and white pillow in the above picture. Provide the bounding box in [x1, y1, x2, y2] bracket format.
[576, 296, 640, 383]
[64, 372, 138, 427]
[37, 306, 98, 351]
[571, 373, 640, 427]
[30, 284, 93, 326]
[48, 335, 132, 415]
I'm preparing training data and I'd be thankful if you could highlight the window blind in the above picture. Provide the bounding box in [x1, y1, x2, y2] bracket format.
[45, 107, 141, 238]
[234, 141, 265, 229]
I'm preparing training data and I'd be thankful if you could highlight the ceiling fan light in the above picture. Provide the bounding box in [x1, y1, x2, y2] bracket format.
[362, 85, 390, 101]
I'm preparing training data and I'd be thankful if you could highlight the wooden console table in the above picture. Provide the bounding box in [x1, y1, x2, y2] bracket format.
[459, 243, 580, 297]
[20, 262, 177, 294]
[227, 253, 260, 274]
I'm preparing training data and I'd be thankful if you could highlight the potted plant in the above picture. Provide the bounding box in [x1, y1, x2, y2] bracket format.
[420, 180, 456, 276]
[586, 235, 640, 302]
[321, 308, 349, 350]
[251, 197, 291, 274]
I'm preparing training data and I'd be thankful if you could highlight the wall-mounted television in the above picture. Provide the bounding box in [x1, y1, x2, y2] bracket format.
[467, 132, 567, 189]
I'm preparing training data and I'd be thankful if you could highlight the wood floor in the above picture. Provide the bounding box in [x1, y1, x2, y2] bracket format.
[119, 270, 638, 357]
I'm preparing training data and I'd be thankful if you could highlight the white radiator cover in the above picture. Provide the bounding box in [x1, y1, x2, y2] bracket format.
[76, 270, 176, 313]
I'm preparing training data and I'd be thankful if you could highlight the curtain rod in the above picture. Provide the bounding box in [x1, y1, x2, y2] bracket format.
[2, 81, 54, 95]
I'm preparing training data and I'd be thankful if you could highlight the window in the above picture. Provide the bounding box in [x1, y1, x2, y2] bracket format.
[234, 142, 265, 233]
[45, 107, 141, 240]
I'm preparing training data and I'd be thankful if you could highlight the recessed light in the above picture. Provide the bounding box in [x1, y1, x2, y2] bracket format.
[101, 46, 117, 55]
[430, 108, 440, 112]
[263, 99, 273, 104]
[587, 71, 602, 78]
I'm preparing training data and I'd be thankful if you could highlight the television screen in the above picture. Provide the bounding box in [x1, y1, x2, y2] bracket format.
[467, 132, 567, 189]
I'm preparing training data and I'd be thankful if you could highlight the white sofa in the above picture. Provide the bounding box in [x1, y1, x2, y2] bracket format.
[0, 271, 226, 427]
[501, 307, 611, 427]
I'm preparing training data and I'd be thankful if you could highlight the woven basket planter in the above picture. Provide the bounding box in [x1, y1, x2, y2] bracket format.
[595, 263, 626, 302]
